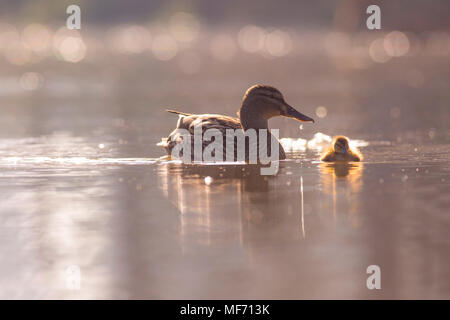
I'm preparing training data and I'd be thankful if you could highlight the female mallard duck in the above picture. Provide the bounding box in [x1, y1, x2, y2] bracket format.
[320, 136, 362, 162]
[158, 85, 315, 161]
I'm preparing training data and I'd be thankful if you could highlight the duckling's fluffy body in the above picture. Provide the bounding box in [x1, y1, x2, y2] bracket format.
[321, 136, 362, 162]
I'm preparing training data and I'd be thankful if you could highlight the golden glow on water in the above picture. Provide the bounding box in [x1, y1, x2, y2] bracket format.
[320, 162, 364, 228]
[0, 135, 448, 298]
[0, 157, 158, 166]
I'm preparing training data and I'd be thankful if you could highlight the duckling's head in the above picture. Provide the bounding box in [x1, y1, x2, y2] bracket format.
[238, 85, 315, 130]
[333, 136, 350, 154]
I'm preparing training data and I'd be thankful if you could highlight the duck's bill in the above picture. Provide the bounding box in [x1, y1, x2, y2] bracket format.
[285, 104, 315, 123]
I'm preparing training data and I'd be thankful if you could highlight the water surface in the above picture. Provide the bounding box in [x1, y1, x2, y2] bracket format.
[0, 131, 448, 299]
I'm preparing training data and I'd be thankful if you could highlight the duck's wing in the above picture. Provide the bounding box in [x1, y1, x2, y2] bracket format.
[158, 113, 242, 154]
[188, 114, 242, 132]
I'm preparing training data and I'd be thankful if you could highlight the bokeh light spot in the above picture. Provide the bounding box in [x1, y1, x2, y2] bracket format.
[152, 34, 178, 61]
[315, 106, 328, 118]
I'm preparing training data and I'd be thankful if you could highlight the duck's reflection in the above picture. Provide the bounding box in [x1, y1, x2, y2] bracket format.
[319, 162, 364, 228]
[157, 163, 307, 250]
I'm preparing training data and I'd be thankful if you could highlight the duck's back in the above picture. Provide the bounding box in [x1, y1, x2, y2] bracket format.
[159, 112, 285, 161]
[159, 113, 241, 158]
[181, 114, 242, 132]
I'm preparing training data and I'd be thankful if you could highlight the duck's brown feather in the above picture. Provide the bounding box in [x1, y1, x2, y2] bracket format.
[161, 112, 285, 161]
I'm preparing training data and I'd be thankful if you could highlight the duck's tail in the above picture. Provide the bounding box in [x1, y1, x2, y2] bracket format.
[166, 109, 192, 116]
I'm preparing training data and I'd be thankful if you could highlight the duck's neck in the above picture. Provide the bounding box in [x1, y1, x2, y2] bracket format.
[239, 102, 269, 131]
[241, 117, 268, 131]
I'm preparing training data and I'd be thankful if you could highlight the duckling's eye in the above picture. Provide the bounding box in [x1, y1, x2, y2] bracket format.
[335, 140, 346, 148]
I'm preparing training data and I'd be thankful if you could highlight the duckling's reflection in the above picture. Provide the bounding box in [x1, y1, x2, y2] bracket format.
[157, 163, 306, 250]
[319, 162, 364, 228]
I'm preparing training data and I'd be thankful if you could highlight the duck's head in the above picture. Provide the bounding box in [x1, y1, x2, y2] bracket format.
[238, 85, 315, 130]
[333, 136, 350, 154]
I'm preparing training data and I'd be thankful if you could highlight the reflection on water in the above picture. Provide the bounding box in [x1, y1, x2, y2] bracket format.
[156, 161, 365, 258]
[320, 162, 364, 228]
[158, 163, 306, 249]
[0, 156, 158, 166]
[157, 160, 367, 251]
[320, 162, 363, 179]
[0, 130, 449, 299]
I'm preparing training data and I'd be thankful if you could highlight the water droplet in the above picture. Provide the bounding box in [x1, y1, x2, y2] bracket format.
[204, 176, 213, 185]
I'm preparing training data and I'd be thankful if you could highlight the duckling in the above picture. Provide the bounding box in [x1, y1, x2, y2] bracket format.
[320, 136, 362, 162]
[159, 85, 315, 161]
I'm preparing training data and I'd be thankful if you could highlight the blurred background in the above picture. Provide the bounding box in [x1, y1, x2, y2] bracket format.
[0, 0, 449, 148]
[0, 0, 449, 299]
